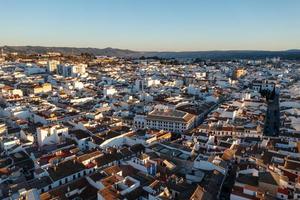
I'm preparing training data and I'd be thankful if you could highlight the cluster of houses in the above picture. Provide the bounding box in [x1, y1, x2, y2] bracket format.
[0, 53, 300, 200]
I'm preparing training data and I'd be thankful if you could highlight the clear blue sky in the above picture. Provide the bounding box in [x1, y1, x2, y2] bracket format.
[0, 0, 300, 51]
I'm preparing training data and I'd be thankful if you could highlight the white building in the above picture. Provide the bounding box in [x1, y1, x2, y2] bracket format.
[57, 64, 87, 77]
[193, 155, 227, 175]
[103, 86, 117, 96]
[47, 60, 60, 73]
[126, 153, 157, 176]
[187, 84, 201, 96]
[37, 125, 68, 147]
[252, 80, 275, 92]
[134, 78, 160, 91]
[145, 77, 160, 87]
[133, 114, 146, 129]
[146, 108, 196, 133]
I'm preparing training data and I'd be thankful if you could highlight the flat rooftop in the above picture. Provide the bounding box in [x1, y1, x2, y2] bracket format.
[147, 109, 195, 122]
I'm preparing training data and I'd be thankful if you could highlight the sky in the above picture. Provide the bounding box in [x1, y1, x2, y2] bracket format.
[0, 0, 300, 51]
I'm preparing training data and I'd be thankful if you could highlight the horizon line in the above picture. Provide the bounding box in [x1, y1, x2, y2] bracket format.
[1, 44, 299, 53]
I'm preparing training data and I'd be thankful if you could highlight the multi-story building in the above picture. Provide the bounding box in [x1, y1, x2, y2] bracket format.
[103, 86, 117, 96]
[252, 80, 276, 92]
[146, 108, 196, 133]
[47, 60, 60, 73]
[0, 121, 7, 136]
[233, 68, 246, 79]
[33, 83, 52, 94]
[37, 125, 68, 147]
[57, 64, 87, 77]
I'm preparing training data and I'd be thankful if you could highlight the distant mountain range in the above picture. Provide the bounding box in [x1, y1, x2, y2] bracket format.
[1, 45, 300, 60]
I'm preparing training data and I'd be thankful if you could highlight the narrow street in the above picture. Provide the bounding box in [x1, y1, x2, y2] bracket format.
[220, 164, 238, 200]
[264, 93, 280, 137]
